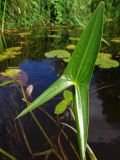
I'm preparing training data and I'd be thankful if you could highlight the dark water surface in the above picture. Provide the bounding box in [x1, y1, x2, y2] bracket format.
[0, 24, 120, 160]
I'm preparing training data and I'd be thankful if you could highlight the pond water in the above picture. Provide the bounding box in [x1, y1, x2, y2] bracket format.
[0, 23, 120, 160]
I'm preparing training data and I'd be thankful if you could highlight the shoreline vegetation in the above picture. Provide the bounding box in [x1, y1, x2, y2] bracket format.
[0, 0, 120, 30]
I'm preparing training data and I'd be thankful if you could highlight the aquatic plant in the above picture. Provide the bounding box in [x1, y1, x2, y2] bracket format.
[45, 49, 71, 62]
[95, 53, 119, 69]
[0, 0, 98, 29]
[111, 37, 120, 43]
[0, 35, 4, 52]
[0, 47, 22, 61]
[0, 148, 17, 160]
[1, 0, 7, 32]
[1, 68, 21, 77]
[0, 68, 28, 86]
[0, 0, 119, 29]
[91, 0, 120, 21]
[66, 44, 76, 50]
[54, 90, 73, 114]
[17, 2, 104, 160]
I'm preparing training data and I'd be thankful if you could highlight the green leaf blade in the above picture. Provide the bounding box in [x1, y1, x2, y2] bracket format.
[54, 100, 67, 114]
[17, 76, 73, 118]
[63, 90, 73, 103]
[17, 2, 104, 160]
[64, 1, 104, 84]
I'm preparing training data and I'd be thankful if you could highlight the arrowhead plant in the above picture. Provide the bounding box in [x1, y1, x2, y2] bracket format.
[17, 2, 104, 160]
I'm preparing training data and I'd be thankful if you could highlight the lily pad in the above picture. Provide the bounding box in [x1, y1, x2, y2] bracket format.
[47, 35, 61, 38]
[0, 47, 22, 62]
[45, 50, 71, 59]
[66, 44, 76, 50]
[69, 37, 80, 41]
[18, 32, 31, 37]
[0, 68, 28, 86]
[95, 53, 119, 69]
[97, 59, 119, 68]
[63, 57, 71, 62]
[5, 47, 22, 52]
[111, 37, 120, 43]
[96, 53, 112, 60]
[1, 68, 21, 77]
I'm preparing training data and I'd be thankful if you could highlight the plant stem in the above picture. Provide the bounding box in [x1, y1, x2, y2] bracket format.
[39, 108, 80, 159]
[60, 122, 97, 160]
[0, 148, 17, 160]
[2, 0, 7, 33]
[20, 85, 62, 160]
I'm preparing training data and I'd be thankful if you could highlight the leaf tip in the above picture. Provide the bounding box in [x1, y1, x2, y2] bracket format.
[16, 108, 29, 119]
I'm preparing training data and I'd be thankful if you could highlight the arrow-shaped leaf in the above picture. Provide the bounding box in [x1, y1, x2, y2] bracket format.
[17, 2, 104, 159]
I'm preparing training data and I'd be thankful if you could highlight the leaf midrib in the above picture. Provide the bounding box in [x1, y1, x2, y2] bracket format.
[75, 9, 101, 82]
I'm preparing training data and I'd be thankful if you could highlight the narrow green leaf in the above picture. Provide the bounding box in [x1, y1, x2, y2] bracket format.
[0, 35, 4, 52]
[0, 80, 16, 87]
[64, 1, 104, 84]
[17, 76, 73, 118]
[17, 2, 104, 160]
[0, 148, 17, 160]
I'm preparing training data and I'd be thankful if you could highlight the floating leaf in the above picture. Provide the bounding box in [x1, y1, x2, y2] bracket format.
[0, 68, 28, 86]
[66, 44, 76, 50]
[5, 47, 22, 52]
[63, 57, 71, 62]
[1, 68, 21, 77]
[111, 37, 120, 43]
[95, 53, 119, 68]
[0, 55, 7, 61]
[69, 37, 80, 41]
[0, 47, 22, 62]
[18, 32, 31, 37]
[47, 35, 61, 38]
[98, 60, 119, 68]
[45, 50, 71, 59]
